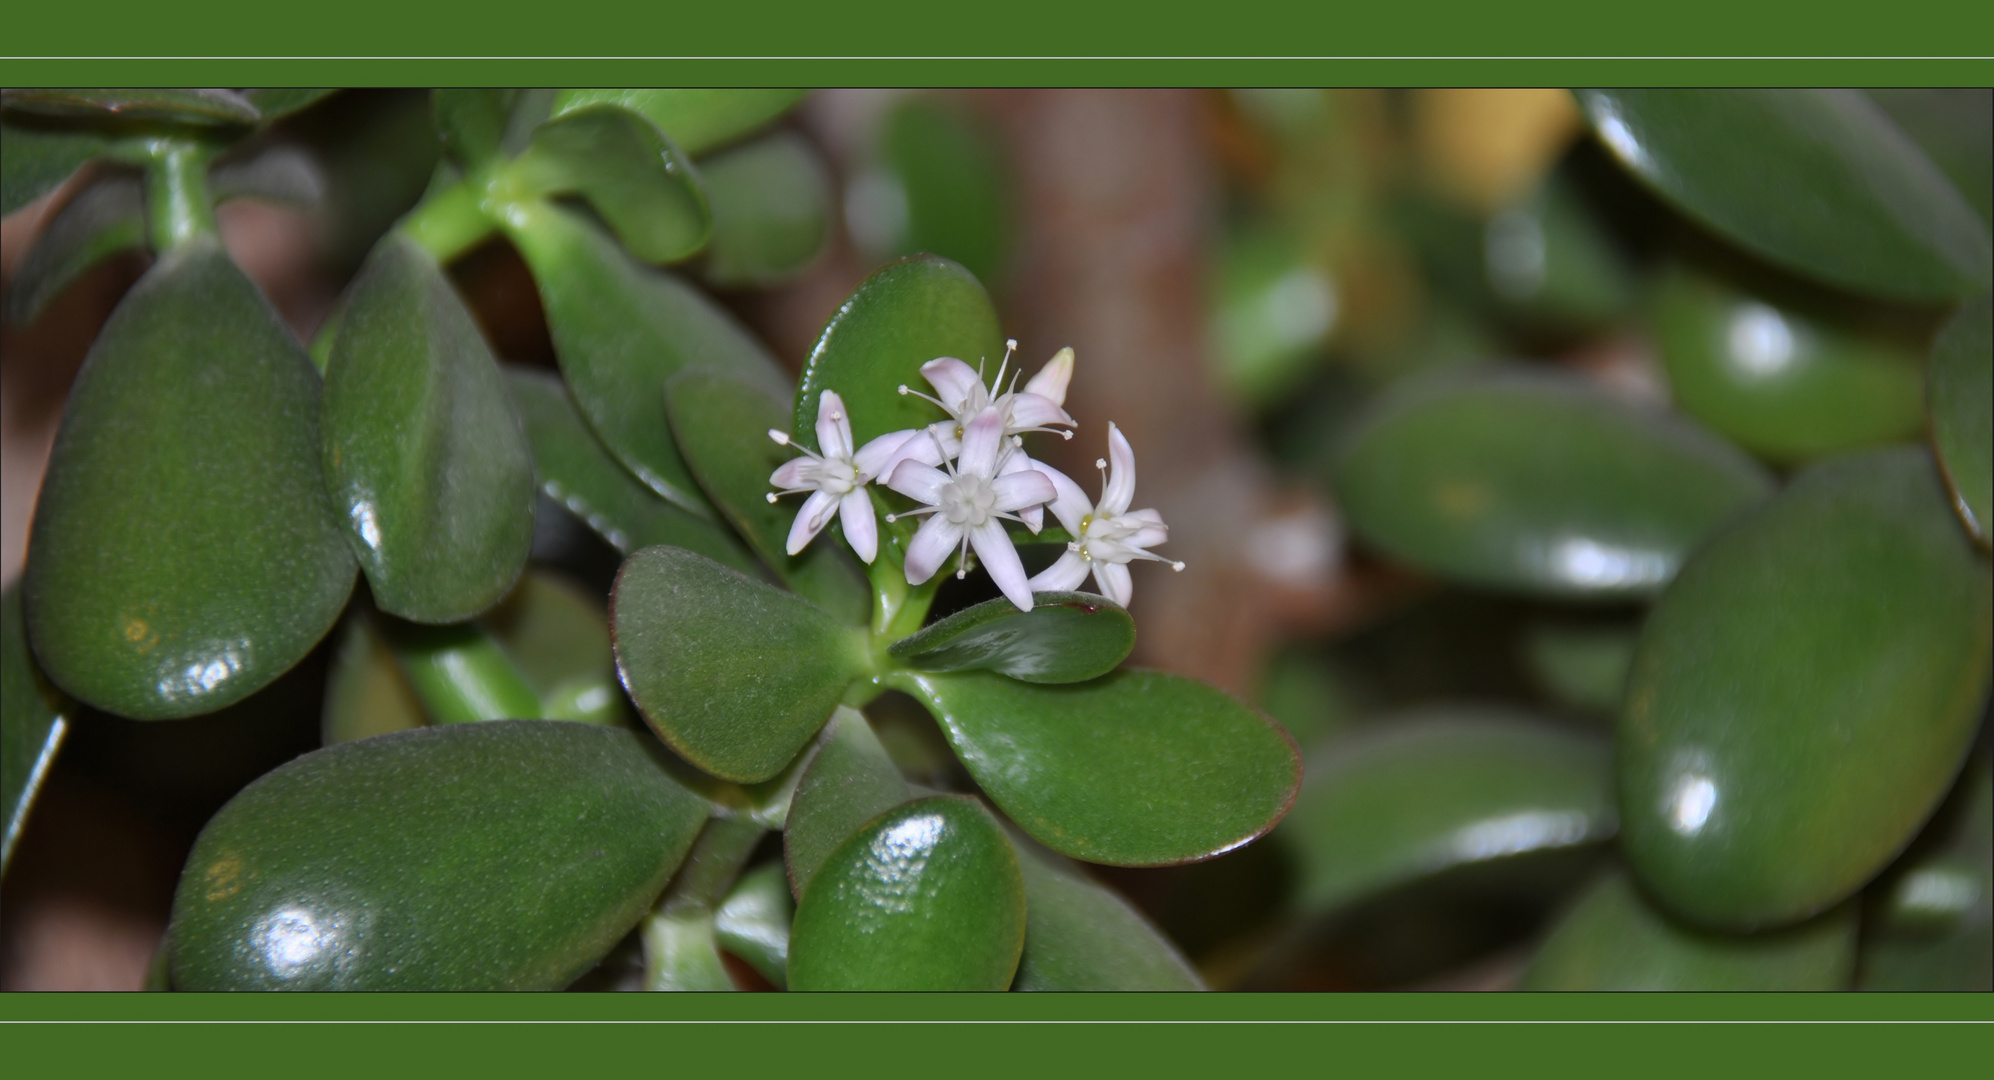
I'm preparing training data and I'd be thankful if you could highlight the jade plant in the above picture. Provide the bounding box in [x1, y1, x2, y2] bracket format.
[1, 88, 1300, 991]
[1221, 89, 1990, 990]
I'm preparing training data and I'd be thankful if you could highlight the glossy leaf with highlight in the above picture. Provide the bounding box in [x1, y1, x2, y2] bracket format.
[1929, 294, 1992, 547]
[715, 861, 796, 989]
[612, 546, 868, 784]
[888, 592, 1134, 684]
[1576, 89, 1991, 304]
[169, 721, 710, 990]
[1620, 448, 1993, 930]
[509, 106, 710, 264]
[784, 708, 910, 898]
[1860, 754, 1992, 991]
[1333, 367, 1774, 599]
[22, 238, 355, 719]
[788, 796, 1025, 991]
[890, 669, 1301, 866]
[323, 234, 536, 623]
[3, 588, 68, 874]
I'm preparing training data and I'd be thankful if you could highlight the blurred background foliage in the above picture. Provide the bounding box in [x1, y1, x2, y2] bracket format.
[2, 87, 1988, 991]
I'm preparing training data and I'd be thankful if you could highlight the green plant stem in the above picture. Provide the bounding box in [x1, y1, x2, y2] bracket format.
[144, 141, 217, 252]
[378, 619, 542, 723]
[658, 815, 766, 915]
[399, 177, 497, 264]
[641, 815, 766, 991]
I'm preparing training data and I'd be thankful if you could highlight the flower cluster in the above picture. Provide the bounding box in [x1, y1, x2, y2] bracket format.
[767, 343, 1182, 612]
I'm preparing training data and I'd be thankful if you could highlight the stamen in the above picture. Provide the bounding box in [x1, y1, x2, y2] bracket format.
[765, 493, 779, 504]
[900, 384, 950, 412]
[768, 430, 790, 445]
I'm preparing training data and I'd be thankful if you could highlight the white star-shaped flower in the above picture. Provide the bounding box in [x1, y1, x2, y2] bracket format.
[1025, 422, 1183, 607]
[884, 407, 1056, 612]
[766, 389, 908, 564]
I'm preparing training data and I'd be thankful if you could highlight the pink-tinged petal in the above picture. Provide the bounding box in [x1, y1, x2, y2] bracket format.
[1022, 347, 1074, 405]
[998, 450, 1042, 530]
[1027, 550, 1091, 594]
[990, 469, 1055, 514]
[855, 428, 919, 477]
[1101, 422, 1137, 516]
[770, 458, 810, 489]
[1093, 561, 1133, 607]
[1031, 462, 1094, 536]
[903, 515, 962, 585]
[786, 490, 840, 555]
[815, 390, 854, 461]
[871, 423, 956, 479]
[920, 357, 983, 412]
[886, 460, 948, 505]
[1018, 504, 1044, 531]
[839, 489, 877, 564]
[970, 519, 1033, 612]
[1125, 525, 1169, 550]
[958, 407, 1005, 477]
[1007, 392, 1073, 431]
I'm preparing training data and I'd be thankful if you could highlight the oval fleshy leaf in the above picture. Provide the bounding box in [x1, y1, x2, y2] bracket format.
[504, 366, 759, 574]
[1333, 366, 1774, 599]
[1655, 265, 1925, 464]
[866, 98, 1011, 284]
[22, 238, 356, 719]
[1576, 89, 1992, 304]
[1481, 167, 1638, 332]
[4, 171, 144, 327]
[509, 105, 710, 264]
[699, 132, 830, 286]
[1283, 710, 1617, 915]
[432, 89, 516, 167]
[788, 795, 1025, 991]
[715, 861, 796, 989]
[1521, 619, 1640, 718]
[479, 571, 626, 726]
[505, 201, 786, 514]
[664, 368, 870, 624]
[1860, 754, 1992, 991]
[1620, 448, 1993, 930]
[3, 88, 259, 126]
[320, 611, 425, 745]
[784, 707, 911, 898]
[377, 617, 542, 725]
[1, 121, 110, 215]
[1521, 872, 1857, 990]
[240, 89, 337, 123]
[889, 669, 1301, 866]
[887, 592, 1134, 684]
[1929, 293, 1992, 547]
[1011, 838, 1203, 991]
[3, 587, 69, 874]
[169, 721, 710, 990]
[551, 89, 805, 157]
[793, 254, 1006, 448]
[612, 546, 868, 784]
[323, 234, 536, 623]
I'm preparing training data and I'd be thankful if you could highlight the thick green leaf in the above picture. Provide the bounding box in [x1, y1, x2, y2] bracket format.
[4, 171, 144, 327]
[240, 89, 337, 123]
[1621, 448, 1993, 930]
[505, 201, 786, 514]
[1521, 871, 1857, 990]
[1011, 838, 1204, 991]
[432, 89, 516, 167]
[378, 617, 542, 725]
[509, 106, 710, 264]
[793, 254, 1006, 448]
[1655, 266, 1925, 464]
[479, 571, 626, 725]
[715, 861, 796, 989]
[1283, 711, 1617, 915]
[699, 132, 830, 286]
[1930, 294, 1992, 547]
[323, 235, 536, 623]
[3, 587, 68, 875]
[859, 98, 1010, 284]
[1575, 89, 1991, 304]
[889, 669, 1301, 866]
[1, 121, 108, 215]
[22, 238, 356, 719]
[788, 796, 1025, 991]
[552, 89, 805, 158]
[1867, 89, 1993, 226]
[1333, 366, 1774, 599]
[1860, 754, 1992, 991]
[611, 546, 868, 783]
[2, 88, 259, 127]
[1521, 619, 1639, 718]
[1482, 169, 1639, 331]
[784, 707, 911, 898]
[320, 611, 426, 745]
[664, 368, 870, 623]
[504, 366, 758, 574]
[209, 143, 325, 207]
[169, 721, 709, 990]
[888, 592, 1134, 684]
